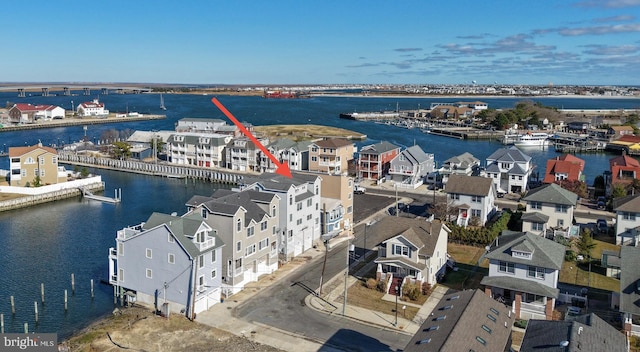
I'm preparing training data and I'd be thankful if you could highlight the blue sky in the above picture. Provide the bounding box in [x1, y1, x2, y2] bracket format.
[4, 0, 640, 85]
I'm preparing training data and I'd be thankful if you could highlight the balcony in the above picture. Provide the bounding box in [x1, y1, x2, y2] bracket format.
[109, 247, 117, 260]
[319, 160, 340, 167]
[520, 301, 546, 315]
[109, 274, 117, 285]
[197, 238, 215, 251]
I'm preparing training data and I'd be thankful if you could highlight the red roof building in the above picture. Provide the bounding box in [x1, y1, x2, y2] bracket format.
[8, 103, 63, 124]
[608, 154, 640, 192]
[543, 154, 585, 183]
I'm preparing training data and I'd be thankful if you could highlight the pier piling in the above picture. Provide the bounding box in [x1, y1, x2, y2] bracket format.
[71, 273, 75, 294]
[64, 290, 68, 311]
[1, 313, 4, 333]
[41, 283, 45, 304]
[34, 301, 38, 324]
[10, 296, 15, 315]
[91, 279, 94, 299]
[24, 323, 28, 334]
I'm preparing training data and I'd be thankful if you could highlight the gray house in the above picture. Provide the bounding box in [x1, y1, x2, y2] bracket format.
[481, 231, 565, 320]
[263, 138, 311, 173]
[108, 212, 224, 318]
[521, 183, 578, 238]
[620, 245, 640, 336]
[437, 152, 480, 186]
[184, 189, 280, 297]
[404, 289, 514, 352]
[239, 172, 322, 261]
[520, 313, 627, 352]
[388, 145, 435, 189]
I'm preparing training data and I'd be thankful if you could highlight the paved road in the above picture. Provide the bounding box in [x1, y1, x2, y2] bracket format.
[233, 239, 411, 352]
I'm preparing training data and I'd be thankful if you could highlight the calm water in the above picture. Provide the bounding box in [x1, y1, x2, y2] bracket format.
[0, 92, 639, 338]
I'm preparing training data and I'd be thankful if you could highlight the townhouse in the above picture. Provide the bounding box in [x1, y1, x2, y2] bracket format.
[357, 141, 400, 181]
[239, 172, 322, 261]
[184, 189, 280, 297]
[108, 212, 224, 318]
[167, 132, 232, 168]
[308, 138, 355, 174]
[262, 138, 311, 173]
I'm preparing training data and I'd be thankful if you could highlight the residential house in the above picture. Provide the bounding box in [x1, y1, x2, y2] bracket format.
[167, 132, 232, 168]
[226, 136, 267, 172]
[519, 313, 627, 352]
[484, 146, 533, 194]
[76, 99, 108, 116]
[612, 194, 640, 246]
[126, 130, 174, 161]
[301, 172, 354, 240]
[388, 145, 435, 189]
[404, 289, 514, 352]
[262, 139, 311, 173]
[8, 103, 65, 123]
[175, 117, 241, 137]
[184, 189, 280, 297]
[108, 212, 224, 318]
[542, 154, 585, 184]
[601, 249, 621, 278]
[566, 121, 591, 132]
[607, 153, 640, 195]
[430, 105, 474, 119]
[9, 143, 67, 186]
[437, 152, 480, 186]
[481, 231, 565, 320]
[374, 217, 450, 289]
[239, 172, 322, 261]
[620, 245, 640, 336]
[308, 138, 355, 174]
[358, 141, 401, 181]
[521, 183, 578, 237]
[608, 125, 635, 139]
[444, 175, 497, 227]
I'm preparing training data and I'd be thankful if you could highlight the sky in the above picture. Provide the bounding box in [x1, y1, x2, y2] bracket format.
[3, 0, 640, 86]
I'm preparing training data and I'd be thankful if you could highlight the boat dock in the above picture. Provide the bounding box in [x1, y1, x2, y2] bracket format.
[427, 127, 504, 140]
[81, 187, 121, 204]
[548, 133, 608, 153]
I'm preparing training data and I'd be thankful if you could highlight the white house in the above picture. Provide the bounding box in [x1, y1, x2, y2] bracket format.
[613, 194, 640, 246]
[483, 146, 533, 194]
[262, 139, 311, 173]
[239, 172, 322, 261]
[481, 231, 565, 320]
[444, 174, 498, 227]
[166, 132, 233, 168]
[374, 217, 450, 290]
[437, 152, 480, 186]
[521, 183, 578, 238]
[77, 99, 108, 116]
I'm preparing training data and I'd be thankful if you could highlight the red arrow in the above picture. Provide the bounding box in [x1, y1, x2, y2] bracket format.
[212, 97, 292, 178]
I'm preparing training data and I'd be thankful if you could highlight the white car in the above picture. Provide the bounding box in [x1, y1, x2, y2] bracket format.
[354, 185, 366, 194]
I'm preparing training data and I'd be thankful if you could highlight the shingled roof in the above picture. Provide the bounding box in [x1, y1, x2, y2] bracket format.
[445, 174, 494, 196]
[523, 183, 578, 206]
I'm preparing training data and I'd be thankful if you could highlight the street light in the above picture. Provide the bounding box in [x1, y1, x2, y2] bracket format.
[394, 285, 399, 326]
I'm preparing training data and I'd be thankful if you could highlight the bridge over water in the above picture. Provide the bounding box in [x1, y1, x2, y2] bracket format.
[0, 84, 154, 97]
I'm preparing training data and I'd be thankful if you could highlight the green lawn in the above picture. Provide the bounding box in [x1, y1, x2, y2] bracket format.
[559, 239, 620, 292]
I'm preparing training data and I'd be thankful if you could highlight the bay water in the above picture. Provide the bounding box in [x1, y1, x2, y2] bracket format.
[0, 91, 638, 338]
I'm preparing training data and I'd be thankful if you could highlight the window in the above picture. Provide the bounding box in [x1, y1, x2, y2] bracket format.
[424, 326, 439, 331]
[518, 176, 523, 180]
[471, 209, 481, 218]
[530, 202, 542, 210]
[236, 219, 242, 232]
[476, 336, 486, 345]
[307, 199, 312, 207]
[245, 244, 256, 256]
[482, 325, 492, 334]
[272, 226, 276, 235]
[471, 196, 481, 203]
[168, 234, 174, 243]
[498, 261, 515, 273]
[532, 222, 544, 231]
[211, 270, 216, 279]
[271, 205, 276, 217]
[259, 238, 269, 250]
[393, 244, 410, 256]
[211, 250, 216, 263]
[307, 214, 312, 220]
[623, 212, 637, 221]
[25, 157, 35, 164]
[247, 226, 255, 237]
[118, 268, 124, 282]
[347, 206, 353, 214]
[311, 156, 317, 161]
[487, 314, 496, 322]
[198, 275, 204, 287]
[297, 202, 302, 211]
[197, 231, 206, 243]
[296, 218, 302, 225]
[527, 266, 545, 279]
[450, 194, 460, 200]
[236, 241, 241, 252]
[201, 208, 208, 219]
[40, 169, 45, 177]
[146, 269, 152, 279]
[289, 195, 293, 206]
[555, 204, 568, 213]
[146, 248, 152, 259]
[117, 242, 124, 256]
[489, 307, 499, 315]
[168, 253, 175, 264]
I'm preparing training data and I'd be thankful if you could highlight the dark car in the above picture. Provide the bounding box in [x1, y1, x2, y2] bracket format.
[388, 207, 397, 216]
[597, 196, 607, 209]
[596, 219, 608, 234]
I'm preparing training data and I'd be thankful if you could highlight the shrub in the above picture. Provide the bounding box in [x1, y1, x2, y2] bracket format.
[365, 278, 377, 290]
[565, 250, 577, 262]
[421, 282, 432, 295]
[403, 282, 421, 301]
[377, 279, 387, 293]
[514, 319, 528, 329]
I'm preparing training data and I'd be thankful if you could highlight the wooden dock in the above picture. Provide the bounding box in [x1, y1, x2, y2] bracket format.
[81, 188, 121, 204]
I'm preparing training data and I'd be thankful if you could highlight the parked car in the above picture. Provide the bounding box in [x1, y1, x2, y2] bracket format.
[596, 219, 608, 234]
[388, 207, 397, 216]
[354, 185, 366, 194]
[597, 196, 606, 210]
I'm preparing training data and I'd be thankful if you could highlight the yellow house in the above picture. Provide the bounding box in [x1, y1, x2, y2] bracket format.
[308, 138, 355, 174]
[9, 143, 66, 186]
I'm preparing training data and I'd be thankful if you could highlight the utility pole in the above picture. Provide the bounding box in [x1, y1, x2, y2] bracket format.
[394, 285, 399, 326]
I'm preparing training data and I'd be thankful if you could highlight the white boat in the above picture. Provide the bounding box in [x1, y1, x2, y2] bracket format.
[160, 94, 166, 111]
[512, 132, 550, 147]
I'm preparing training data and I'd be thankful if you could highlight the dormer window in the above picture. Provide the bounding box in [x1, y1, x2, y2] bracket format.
[196, 231, 206, 243]
[512, 250, 532, 259]
[392, 244, 410, 257]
